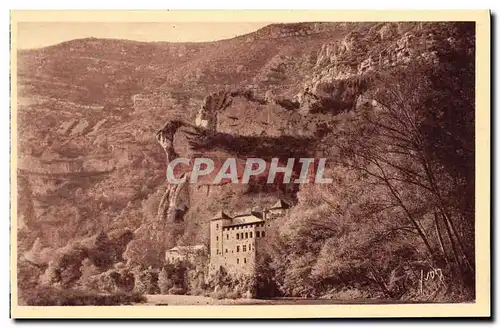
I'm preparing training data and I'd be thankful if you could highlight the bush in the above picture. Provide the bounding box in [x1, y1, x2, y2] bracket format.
[158, 268, 174, 294]
[209, 291, 226, 300]
[168, 286, 187, 295]
[82, 269, 135, 294]
[226, 291, 240, 300]
[189, 288, 205, 296]
[133, 268, 160, 294]
[157, 263, 190, 294]
[19, 286, 147, 306]
[321, 288, 371, 300]
[18, 259, 45, 290]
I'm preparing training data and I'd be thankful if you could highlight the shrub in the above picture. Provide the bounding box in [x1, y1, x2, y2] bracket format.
[168, 286, 187, 295]
[322, 288, 370, 300]
[189, 288, 205, 296]
[226, 291, 240, 300]
[19, 286, 147, 306]
[158, 268, 174, 294]
[133, 268, 159, 294]
[18, 259, 45, 290]
[209, 291, 226, 300]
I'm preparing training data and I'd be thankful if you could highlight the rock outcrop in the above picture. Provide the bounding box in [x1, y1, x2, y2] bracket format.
[296, 23, 446, 115]
[156, 178, 189, 223]
[155, 120, 184, 163]
[244, 22, 344, 42]
[16, 21, 474, 273]
[195, 91, 233, 131]
[153, 88, 319, 227]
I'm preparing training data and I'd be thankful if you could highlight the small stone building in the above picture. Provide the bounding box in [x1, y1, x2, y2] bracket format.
[165, 244, 206, 264]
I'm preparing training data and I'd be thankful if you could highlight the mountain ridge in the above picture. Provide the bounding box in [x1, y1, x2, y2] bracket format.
[16, 22, 475, 301]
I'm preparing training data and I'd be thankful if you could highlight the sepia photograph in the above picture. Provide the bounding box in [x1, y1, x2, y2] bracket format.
[10, 10, 490, 318]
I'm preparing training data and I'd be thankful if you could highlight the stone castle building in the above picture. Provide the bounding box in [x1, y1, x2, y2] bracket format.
[208, 200, 290, 277]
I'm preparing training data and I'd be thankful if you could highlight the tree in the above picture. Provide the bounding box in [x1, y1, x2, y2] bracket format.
[133, 267, 160, 295]
[255, 252, 280, 298]
[158, 267, 174, 294]
[266, 24, 475, 299]
[324, 28, 475, 292]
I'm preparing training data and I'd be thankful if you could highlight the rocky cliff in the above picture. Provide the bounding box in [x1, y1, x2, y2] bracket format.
[16, 21, 471, 271]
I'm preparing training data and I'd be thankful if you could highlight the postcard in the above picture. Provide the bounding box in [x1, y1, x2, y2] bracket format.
[10, 10, 490, 319]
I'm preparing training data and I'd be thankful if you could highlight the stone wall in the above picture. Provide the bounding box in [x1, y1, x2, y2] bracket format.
[209, 220, 268, 278]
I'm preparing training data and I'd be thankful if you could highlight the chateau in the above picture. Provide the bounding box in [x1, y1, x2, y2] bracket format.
[208, 200, 289, 277]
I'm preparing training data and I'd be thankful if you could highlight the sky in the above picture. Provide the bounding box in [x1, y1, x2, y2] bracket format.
[16, 22, 271, 49]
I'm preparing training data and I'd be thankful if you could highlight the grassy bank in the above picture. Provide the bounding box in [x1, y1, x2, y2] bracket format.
[19, 286, 147, 306]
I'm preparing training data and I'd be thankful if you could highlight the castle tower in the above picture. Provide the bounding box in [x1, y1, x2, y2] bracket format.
[209, 211, 232, 274]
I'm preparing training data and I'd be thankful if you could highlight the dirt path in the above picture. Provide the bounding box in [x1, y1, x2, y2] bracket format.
[145, 295, 394, 306]
[145, 294, 273, 306]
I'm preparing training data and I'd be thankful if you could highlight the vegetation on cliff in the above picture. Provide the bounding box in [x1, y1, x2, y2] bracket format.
[257, 23, 475, 301]
[17, 22, 475, 302]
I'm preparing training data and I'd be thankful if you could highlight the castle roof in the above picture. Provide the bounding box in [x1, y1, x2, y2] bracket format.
[210, 200, 290, 226]
[230, 214, 264, 226]
[210, 211, 231, 221]
[209, 210, 266, 228]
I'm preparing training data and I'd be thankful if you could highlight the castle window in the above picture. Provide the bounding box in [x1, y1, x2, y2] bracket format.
[243, 245, 247, 252]
[236, 233, 239, 240]
[250, 232, 253, 238]
[216, 236, 219, 241]
[225, 249, 228, 253]
[226, 234, 229, 240]
[262, 231, 266, 237]
[256, 231, 260, 238]
[244, 258, 247, 264]
[237, 258, 239, 264]
[249, 244, 252, 251]
[237, 246, 240, 252]
[245, 232, 248, 239]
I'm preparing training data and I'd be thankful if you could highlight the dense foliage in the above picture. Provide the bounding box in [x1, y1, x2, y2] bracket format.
[257, 23, 475, 301]
[17, 22, 476, 303]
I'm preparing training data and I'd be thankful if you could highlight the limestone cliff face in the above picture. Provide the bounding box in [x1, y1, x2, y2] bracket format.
[16, 21, 473, 274]
[296, 23, 443, 115]
[156, 179, 189, 223]
[154, 120, 190, 224]
[153, 91, 316, 232]
[195, 91, 233, 131]
[155, 120, 183, 162]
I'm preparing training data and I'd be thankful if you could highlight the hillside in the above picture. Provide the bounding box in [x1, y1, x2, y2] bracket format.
[16, 22, 348, 248]
[17, 21, 475, 302]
